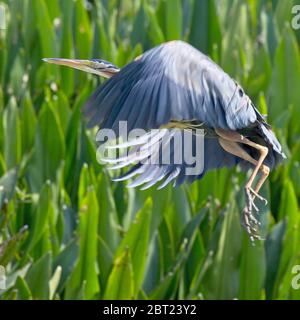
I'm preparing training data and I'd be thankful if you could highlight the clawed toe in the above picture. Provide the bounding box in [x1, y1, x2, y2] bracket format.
[247, 187, 268, 205]
[245, 187, 257, 213]
[242, 186, 268, 241]
[245, 186, 268, 215]
[242, 207, 263, 244]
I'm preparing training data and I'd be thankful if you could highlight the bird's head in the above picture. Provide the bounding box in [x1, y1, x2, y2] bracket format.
[42, 58, 119, 78]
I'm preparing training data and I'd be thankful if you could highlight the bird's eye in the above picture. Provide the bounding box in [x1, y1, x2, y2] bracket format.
[238, 88, 243, 97]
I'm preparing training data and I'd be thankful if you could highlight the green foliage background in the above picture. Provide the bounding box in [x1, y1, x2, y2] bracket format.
[0, 0, 300, 300]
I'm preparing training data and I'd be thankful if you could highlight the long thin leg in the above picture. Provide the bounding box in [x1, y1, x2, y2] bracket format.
[218, 138, 264, 239]
[215, 128, 269, 201]
[219, 137, 270, 202]
[253, 165, 270, 196]
[218, 137, 256, 165]
[216, 129, 270, 242]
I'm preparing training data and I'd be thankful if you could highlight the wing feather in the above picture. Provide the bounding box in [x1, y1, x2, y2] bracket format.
[84, 40, 285, 186]
[83, 40, 258, 132]
[100, 129, 240, 189]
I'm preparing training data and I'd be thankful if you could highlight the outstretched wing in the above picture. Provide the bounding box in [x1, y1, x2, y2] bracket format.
[83, 40, 283, 187]
[99, 128, 240, 189]
[83, 40, 258, 133]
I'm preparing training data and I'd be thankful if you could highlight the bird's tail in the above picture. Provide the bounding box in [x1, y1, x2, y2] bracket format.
[258, 123, 286, 167]
[252, 104, 286, 167]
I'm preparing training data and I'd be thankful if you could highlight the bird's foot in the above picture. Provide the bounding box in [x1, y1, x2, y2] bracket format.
[244, 186, 268, 217]
[245, 186, 259, 212]
[242, 186, 267, 244]
[242, 207, 264, 244]
[246, 186, 268, 206]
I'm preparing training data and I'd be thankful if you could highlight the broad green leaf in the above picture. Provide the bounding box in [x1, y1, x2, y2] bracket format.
[74, 0, 92, 59]
[0, 168, 18, 209]
[28, 102, 65, 190]
[65, 166, 99, 299]
[20, 92, 36, 153]
[26, 181, 53, 251]
[0, 226, 28, 266]
[97, 174, 120, 252]
[60, 0, 75, 96]
[114, 198, 152, 296]
[189, 0, 221, 55]
[273, 180, 299, 297]
[149, 233, 193, 299]
[165, 0, 182, 40]
[97, 236, 114, 291]
[53, 238, 79, 293]
[3, 97, 22, 169]
[130, 3, 148, 47]
[49, 265, 62, 300]
[238, 235, 266, 299]
[144, 3, 165, 45]
[52, 91, 71, 135]
[15, 276, 32, 300]
[166, 188, 191, 247]
[45, 0, 60, 20]
[201, 200, 242, 299]
[32, 0, 57, 59]
[25, 252, 52, 300]
[247, 45, 272, 96]
[103, 249, 134, 300]
[268, 26, 300, 122]
[274, 0, 294, 31]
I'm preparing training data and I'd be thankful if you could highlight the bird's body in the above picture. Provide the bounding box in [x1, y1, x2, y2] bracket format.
[83, 41, 284, 180]
[44, 40, 286, 241]
[86, 40, 256, 131]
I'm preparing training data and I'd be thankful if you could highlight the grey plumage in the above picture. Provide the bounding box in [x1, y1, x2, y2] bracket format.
[43, 39, 287, 241]
[83, 40, 285, 188]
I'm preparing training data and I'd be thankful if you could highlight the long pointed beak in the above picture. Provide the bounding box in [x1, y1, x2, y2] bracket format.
[43, 58, 119, 78]
[43, 58, 93, 72]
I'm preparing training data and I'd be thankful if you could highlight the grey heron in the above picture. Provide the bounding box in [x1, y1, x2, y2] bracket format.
[44, 40, 286, 241]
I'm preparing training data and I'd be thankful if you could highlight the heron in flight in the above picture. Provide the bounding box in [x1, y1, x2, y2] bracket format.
[44, 40, 286, 241]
